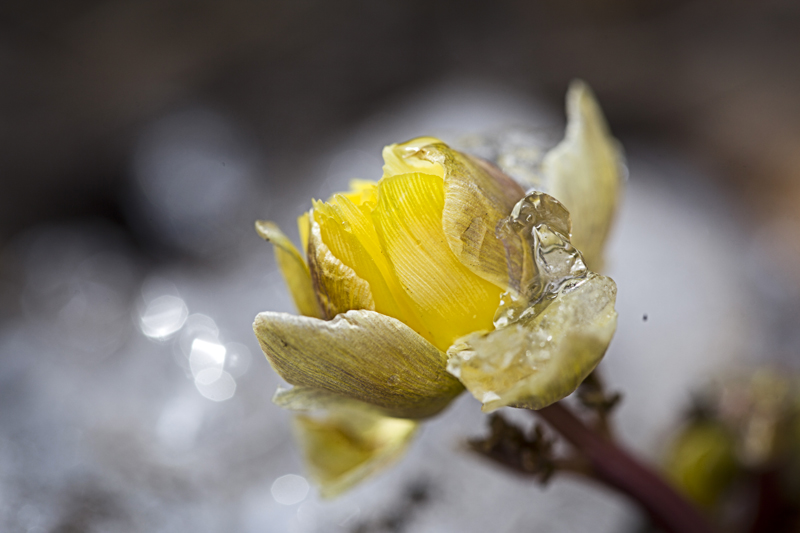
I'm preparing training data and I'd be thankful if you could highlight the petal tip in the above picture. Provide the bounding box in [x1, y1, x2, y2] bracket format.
[254, 219, 276, 240]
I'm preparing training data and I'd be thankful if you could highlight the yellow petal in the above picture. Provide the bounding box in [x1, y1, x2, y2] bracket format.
[312, 195, 432, 342]
[294, 408, 417, 498]
[255, 220, 321, 318]
[447, 272, 617, 412]
[253, 309, 463, 418]
[372, 172, 502, 351]
[383, 138, 526, 289]
[307, 213, 374, 318]
[339, 179, 378, 205]
[542, 80, 625, 271]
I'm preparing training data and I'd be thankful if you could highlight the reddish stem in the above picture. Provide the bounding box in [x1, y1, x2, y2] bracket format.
[534, 402, 718, 533]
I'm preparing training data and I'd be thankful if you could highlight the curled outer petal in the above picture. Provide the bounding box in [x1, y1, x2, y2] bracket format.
[383, 138, 526, 290]
[255, 220, 321, 318]
[293, 408, 417, 498]
[306, 214, 374, 318]
[447, 273, 617, 412]
[542, 80, 625, 271]
[253, 309, 463, 419]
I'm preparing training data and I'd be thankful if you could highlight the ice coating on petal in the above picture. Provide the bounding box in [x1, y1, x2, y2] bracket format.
[454, 82, 624, 273]
[447, 191, 617, 412]
[294, 408, 418, 498]
[495, 192, 587, 327]
[447, 273, 617, 412]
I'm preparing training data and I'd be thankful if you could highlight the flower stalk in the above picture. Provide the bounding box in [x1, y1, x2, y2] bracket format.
[533, 402, 718, 533]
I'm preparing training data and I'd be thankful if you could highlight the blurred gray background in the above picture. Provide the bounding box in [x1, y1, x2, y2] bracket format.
[1, 1, 799, 532]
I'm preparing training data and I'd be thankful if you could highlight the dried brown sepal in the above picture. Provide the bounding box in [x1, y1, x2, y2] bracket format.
[469, 413, 558, 484]
[577, 371, 622, 435]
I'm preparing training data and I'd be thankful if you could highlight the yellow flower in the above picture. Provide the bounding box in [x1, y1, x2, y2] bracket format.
[663, 370, 800, 510]
[254, 81, 624, 495]
[664, 420, 738, 508]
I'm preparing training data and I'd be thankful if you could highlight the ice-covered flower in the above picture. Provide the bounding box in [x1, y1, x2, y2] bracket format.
[254, 81, 624, 495]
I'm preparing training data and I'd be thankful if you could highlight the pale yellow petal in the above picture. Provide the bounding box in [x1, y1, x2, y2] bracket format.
[253, 309, 463, 418]
[448, 273, 617, 412]
[381, 137, 445, 179]
[294, 408, 417, 498]
[542, 80, 625, 271]
[255, 220, 321, 318]
[372, 172, 502, 351]
[382, 138, 526, 290]
[297, 211, 311, 255]
[273, 385, 372, 412]
[307, 213, 374, 318]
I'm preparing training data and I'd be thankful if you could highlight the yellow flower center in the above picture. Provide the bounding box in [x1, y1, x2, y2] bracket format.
[304, 143, 503, 352]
